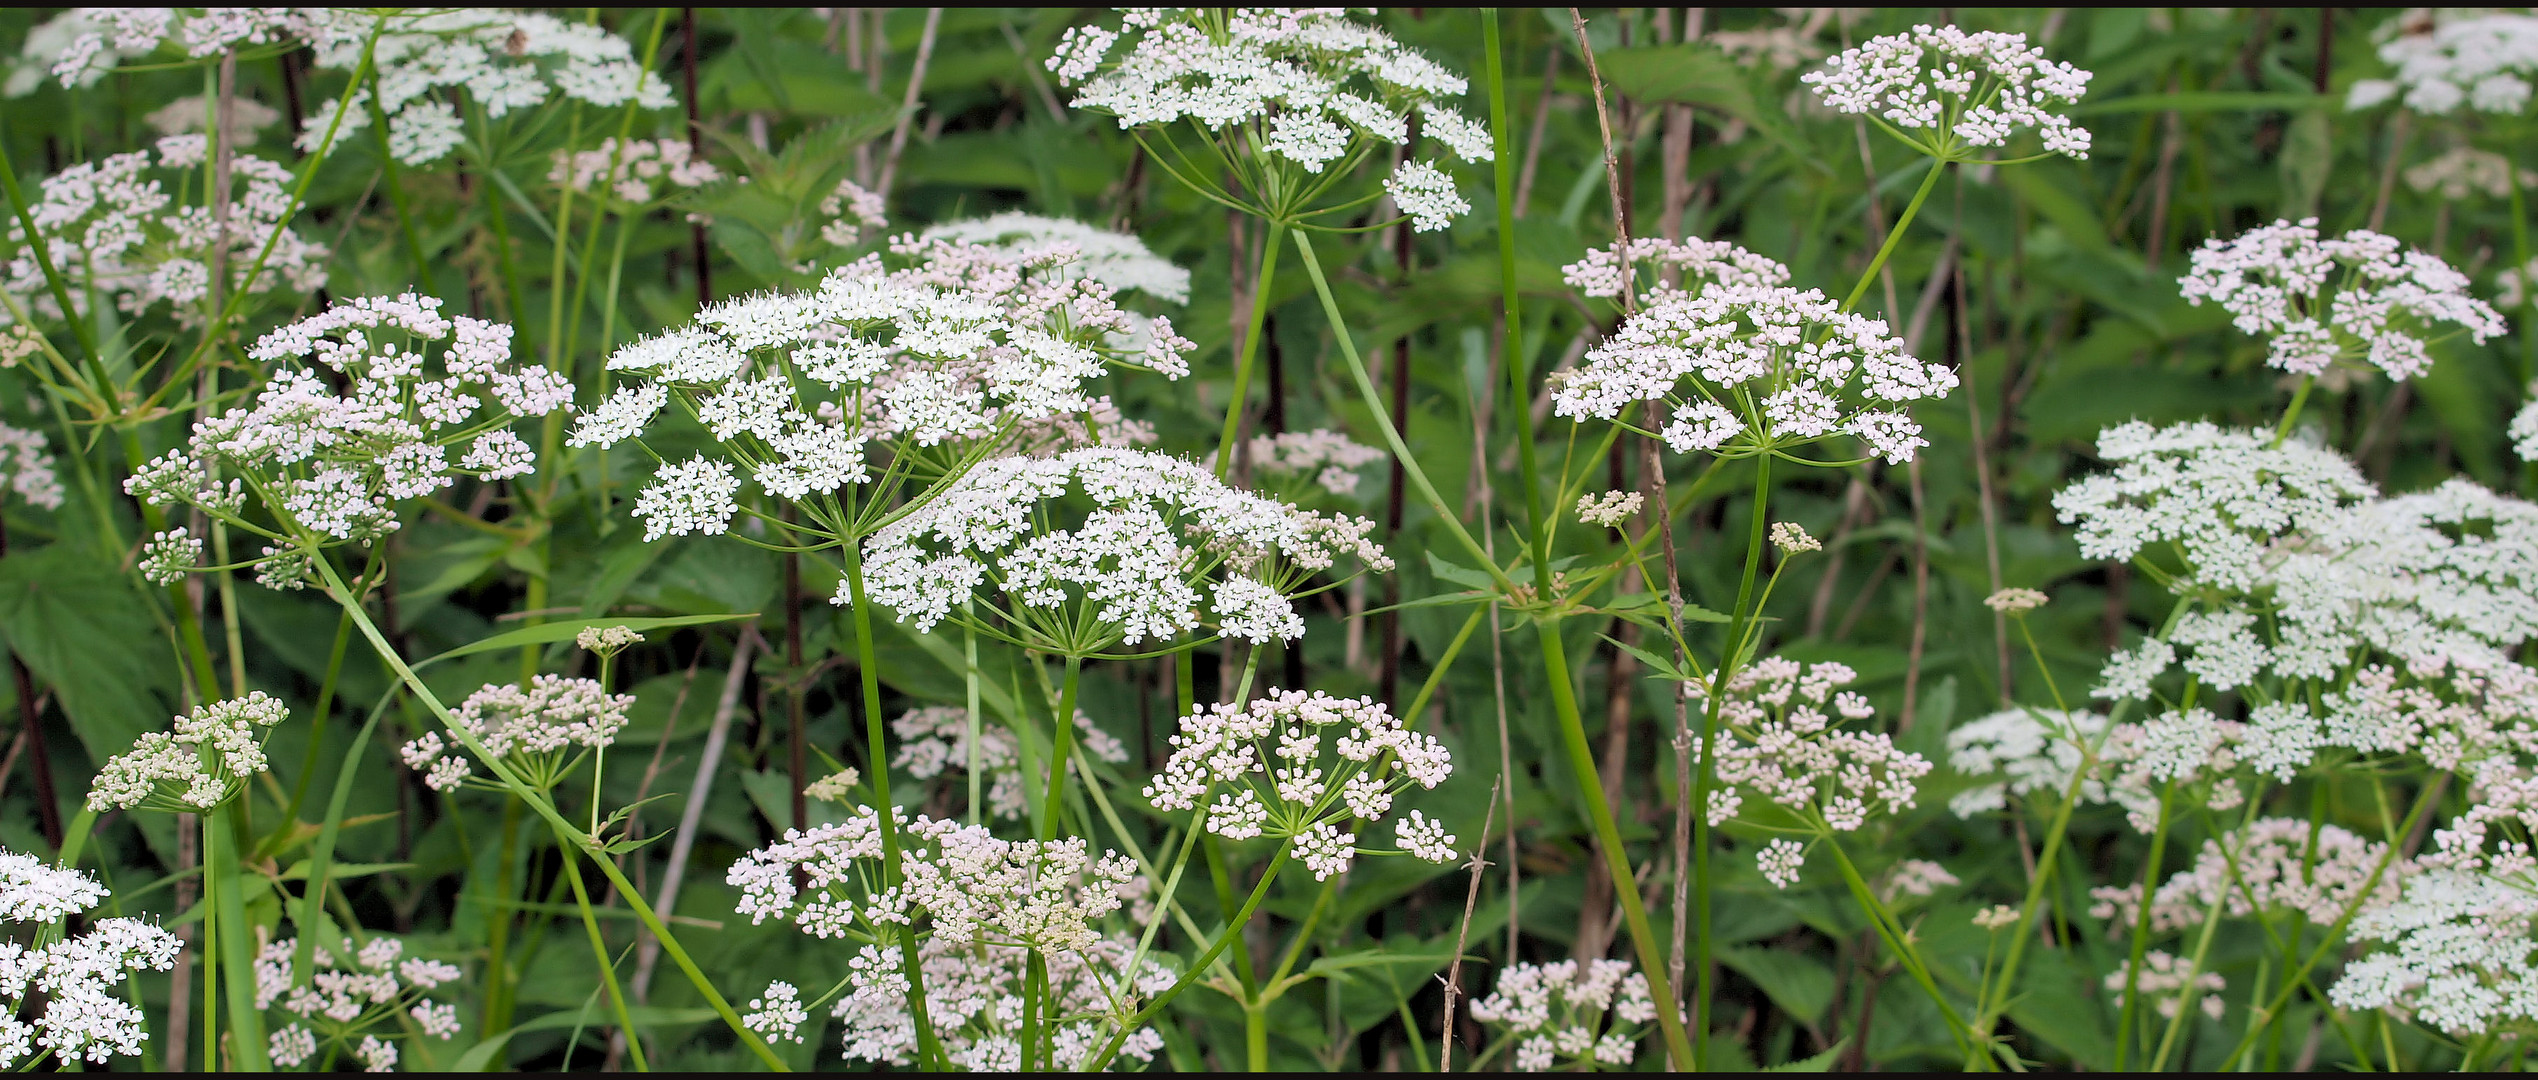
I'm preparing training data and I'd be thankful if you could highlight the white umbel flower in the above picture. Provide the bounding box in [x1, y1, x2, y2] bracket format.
[0, 851, 177, 1069]
[2179, 219, 2503, 381]
[1552, 285, 1957, 464]
[1469, 959, 1656, 1072]
[855, 448, 1387, 653]
[1144, 689, 1451, 879]
[87, 693, 289, 812]
[397, 675, 634, 792]
[1802, 24, 2093, 159]
[2346, 10, 2538, 116]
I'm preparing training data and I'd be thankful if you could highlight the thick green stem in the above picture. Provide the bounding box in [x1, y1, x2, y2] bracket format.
[484, 797, 523, 1033]
[555, 821, 649, 1072]
[1216, 221, 1286, 478]
[308, 552, 788, 1070]
[2113, 785, 2178, 1071]
[2273, 374, 2316, 447]
[1825, 837, 1977, 1058]
[1039, 653, 1084, 842]
[208, 810, 271, 1070]
[839, 536, 947, 1069]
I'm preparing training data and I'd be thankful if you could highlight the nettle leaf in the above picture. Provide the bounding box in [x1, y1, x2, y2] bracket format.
[1719, 944, 1837, 1026]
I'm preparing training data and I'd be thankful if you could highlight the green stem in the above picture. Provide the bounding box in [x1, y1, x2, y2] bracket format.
[965, 601, 983, 825]
[308, 552, 789, 1070]
[1825, 837, 1977, 1058]
[1216, 221, 1285, 478]
[2273, 374, 2316, 448]
[484, 797, 523, 1033]
[1481, 9, 1547, 546]
[555, 821, 649, 1072]
[1841, 159, 1946, 315]
[2113, 784, 2178, 1071]
[295, 691, 391, 991]
[838, 535, 947, 1069]
[1039, 653, 1083, 842]
[209, 809, 271, 1069]
[1084, 850, 1291, 1073]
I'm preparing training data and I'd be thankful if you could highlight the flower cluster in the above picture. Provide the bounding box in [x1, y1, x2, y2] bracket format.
[729, 807, 1146, 952]
[2178, 219, 2504, 382]
[2103, 951, 2225, 1021]
[892, 705, 1130, 821]
[1944, 707, 2107, 817]
[1048, 9, 1491, 230]
[858, 448, 1388, 652]
[1575, 490, 1643, 529]
[2113, 818, 2403, 937]
[820, 179, 890, 248]
[2052, 421, 2375, 593]
[293, 9, 676, 165]
[2347, 9, 2538, 116]
[398, 676, 633, 792]
[87, 692, 288, 812]
[1552, 285, 1958, 464]
[1214, 428, 1385, 497]
[124, 296, 564, 584]
[0, 424, 62, 511]
[2325, 768, 2538, 1034]
[253, 933, 462, 1070]
[806, 933, 1171, 1071]
[1561, 235, 1792, 310]
[550, 137, 722, 205]
[16, 8, 303, 92]
[1145, 689, 1455, 879]
[0, 852, 180, 1068]
[3, 135, 326, 326]
[2404, 145, 2536, 202]
[1692, 658, 1932, 887]
[919, 212, 1192, 305]
[580, 234, 1198, 541]
[1802, 25, 2093, 159]
[1467, 959, 1657, 1071]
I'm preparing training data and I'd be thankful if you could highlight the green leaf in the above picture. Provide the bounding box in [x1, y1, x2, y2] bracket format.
[2074, 90, 2334, 115]
[2276, 109, 2331, 218]
[413, 613, 757, 670]
[1600, 633, 1693, 682]
[1423, 549, 1499, 592]
[1718, 945, 1836, 1026]
[451, 1006, 719, 1071]
[1593, 44, 1821, 168]
[1763, 1038, 1848, 1072]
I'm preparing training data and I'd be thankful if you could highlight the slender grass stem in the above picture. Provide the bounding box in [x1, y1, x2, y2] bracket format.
[554, 821, 649, 1072]
[1216, 221, 1284, 479]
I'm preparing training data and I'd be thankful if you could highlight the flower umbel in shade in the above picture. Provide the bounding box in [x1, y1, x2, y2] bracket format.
[1944, 707, 2107, 818]
[122, 295, 564, 585]
[1562, 235, 1791, 311]
[1802, 24, 2094, 161]
[0, 849, 180, 1068]
[87, 692, 289, 812]
[1048, 9, 1492, 232]
[2345, 9, 2538, 116]
[1551, 285, 1958, 465]
[0, 424, 62, 511]
[892, 705, 1130, 821]
[2, 135, 326, 328]
[1211, 428, 1386, 499]
[1467, 959, 1658, 1071]
[1691, 658, 1933, 888]
[856, 448, 1389, 656]
[823, 934, 1172, 1071]
[2178, 219, 2503, 383]
[253, 933, 462, 1068]
[396, 676, 634, 793]
[1144, 689, 1453, 880]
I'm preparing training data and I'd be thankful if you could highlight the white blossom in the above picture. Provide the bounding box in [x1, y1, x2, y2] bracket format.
[1145, 689, 1452, 878]
[1553, 285, 1957, 464]
[397, 676, 633, 792]
[87, 693, 288, 812]
[2346, 10, 2538, 116]
[892, 705, 1128, 822]
[1802, 25, 2093, 159]
[1469, 959, 1655, 1071]
[2179, 219, 2504, 381]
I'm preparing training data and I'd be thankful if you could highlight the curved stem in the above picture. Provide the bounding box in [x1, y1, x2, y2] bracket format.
[1084, 849, 1291, 1073]
[307, 553, 790, 1070]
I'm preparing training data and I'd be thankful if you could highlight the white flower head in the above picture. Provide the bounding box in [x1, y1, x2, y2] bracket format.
[1552, 285, 1957, 464]
[1145, 688, 1452, 878]
[397, 676, 634, 792]
[88, 692, 289, 812]
[1803, 24, 2094, 159]
[1469, 959, 1656, 1071]
[855, 448, 1388, 653]
[892, 705, 1128, 822]
[1562, 235, 1791, 310]
[0, 847, 178, 1069]
[1692, 658, 1932, 836]
[2179, 219, 2504, 382]
[2345, 10, 2538, 116]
